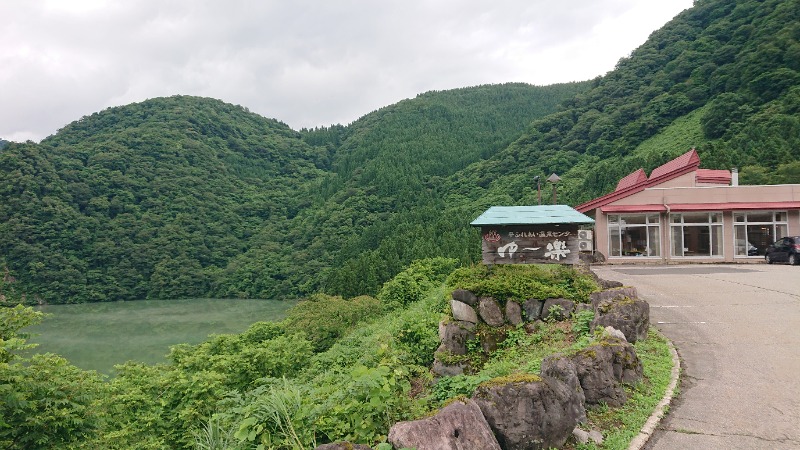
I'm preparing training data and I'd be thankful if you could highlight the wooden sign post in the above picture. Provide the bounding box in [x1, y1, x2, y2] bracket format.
[470, 205, 594, 266]
[479, 225, 580, 265]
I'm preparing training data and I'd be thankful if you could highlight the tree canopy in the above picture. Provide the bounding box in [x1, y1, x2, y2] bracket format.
[2, 0, 800, 304]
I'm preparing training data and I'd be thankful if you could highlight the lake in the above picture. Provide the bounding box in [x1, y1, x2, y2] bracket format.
[25, 298, 296, 375]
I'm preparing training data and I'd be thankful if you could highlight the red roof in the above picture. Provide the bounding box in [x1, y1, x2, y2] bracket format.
[668, 202, 800, 211]
[576, 149, 702, 213]
[696, 169, 731, 185]
[615, 168, 647, 191]
[600, 201, 800, 213]
[649, 149, 700, 180]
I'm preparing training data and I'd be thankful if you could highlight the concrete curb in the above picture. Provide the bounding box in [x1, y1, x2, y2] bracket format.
[627, 338, 681, 450]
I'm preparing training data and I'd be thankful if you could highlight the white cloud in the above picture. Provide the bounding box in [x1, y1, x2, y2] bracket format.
[0, 0, 693, 142]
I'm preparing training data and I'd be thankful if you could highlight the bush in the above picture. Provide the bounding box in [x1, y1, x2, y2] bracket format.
[284, 294, 382, 352]
[378, 258, 459, 311]
[446, 264, 600, 303]
[378, 271, 425, 311]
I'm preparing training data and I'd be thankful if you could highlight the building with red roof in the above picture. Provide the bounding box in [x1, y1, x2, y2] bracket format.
[575, 149, 800, 262]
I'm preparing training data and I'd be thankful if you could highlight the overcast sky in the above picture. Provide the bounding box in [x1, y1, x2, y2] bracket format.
[1, 0, 694, 143]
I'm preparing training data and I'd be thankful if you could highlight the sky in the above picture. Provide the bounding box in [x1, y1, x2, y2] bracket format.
[1, 0, 694, 143]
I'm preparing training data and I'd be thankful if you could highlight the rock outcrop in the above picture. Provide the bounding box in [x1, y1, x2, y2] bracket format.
[522, 298, 545, 321]
[451, 299, 478, 323]
[421, 284, 651, 449]
[571, 337, 643, 406]
[590, 288, 649, 343]
[542, 298, 575, 321]
[478, 297, 505, 327]
[388, 399, 501, 450]
[451, 288, 478, 306]
[437, 320, 476, 355]
[540, 354, 586, 423]
[505, 300, 523, 326]
[473, 375, 584, 450]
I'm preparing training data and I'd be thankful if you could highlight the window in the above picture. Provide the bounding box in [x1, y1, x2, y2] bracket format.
[607, 214, 661, 257]
[670, 213, 723, 257]
[733, 211, 788, 257]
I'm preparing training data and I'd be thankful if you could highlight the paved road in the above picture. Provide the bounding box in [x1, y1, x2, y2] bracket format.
[593, 264, 800, 450]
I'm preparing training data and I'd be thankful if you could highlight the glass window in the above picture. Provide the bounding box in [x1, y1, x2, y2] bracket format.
[607, 214, 661, 257]
[670, 213, 723, 257]
[733, 211, 788, 257]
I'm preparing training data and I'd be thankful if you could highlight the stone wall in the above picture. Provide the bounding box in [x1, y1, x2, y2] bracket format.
[315, 275, 652, 450]
[391, 280, 650, 450]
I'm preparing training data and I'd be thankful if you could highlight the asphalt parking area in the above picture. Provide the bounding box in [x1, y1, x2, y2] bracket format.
[592, 264, 800, 450]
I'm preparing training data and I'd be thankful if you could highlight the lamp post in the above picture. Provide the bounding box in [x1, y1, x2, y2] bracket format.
[547, 173, 561, 205]
[534, 176, 541, 205]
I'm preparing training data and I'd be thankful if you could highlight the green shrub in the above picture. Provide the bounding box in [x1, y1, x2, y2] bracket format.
[430, 374, 491, 404]
[379, 258, 459, 311]
[572, 309, 595, 337]
[378, 271, 425, 311]
[0, 305, 108, 450]
[447, 264, 599, 302]
[233, 378, 317, 450]
[284, 293, 382, 352]
[313, 363, 413, 445]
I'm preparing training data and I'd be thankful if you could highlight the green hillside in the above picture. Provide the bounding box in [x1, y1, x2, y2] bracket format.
[230, 82, 590, 299]
[449, 0, 800, 208]
[2, 0, 800, 305]
[0, 85, 583, 304]
[0, 96, 327, 303]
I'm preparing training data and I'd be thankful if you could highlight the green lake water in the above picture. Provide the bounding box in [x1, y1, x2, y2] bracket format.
[25, 298, 296, 375]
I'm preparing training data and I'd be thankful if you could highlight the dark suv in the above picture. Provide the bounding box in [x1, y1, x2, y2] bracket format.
[765, 236, 800, 265]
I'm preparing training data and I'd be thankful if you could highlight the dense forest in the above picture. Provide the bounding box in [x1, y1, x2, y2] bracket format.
[2, 0, 800, 305]
[0, 84, 585, 303]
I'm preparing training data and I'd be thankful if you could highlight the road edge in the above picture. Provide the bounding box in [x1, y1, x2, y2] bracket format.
[627, 337, 681, 450]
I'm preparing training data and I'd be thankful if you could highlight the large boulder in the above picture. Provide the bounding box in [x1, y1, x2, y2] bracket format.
[571, 337, 643, 407]
[473, 375, 584, 450]
[505, 300, 523, 326]
[571, 344, 625, 407]
[452, 288, 479, 306]
[591, 291, 649, 343]
[540, 354, 586, 423]
[581, 267, 623, 289]
[542, 298, 575, 321]
[522, 298, 544, 321]
[437, 320, 476, 355]
[478, 297, 505, 327]
[605, 337, 644, 385]
[589, 287, 638, 307]
[388, 399, 501, 450]
[451, 299, 478, 324]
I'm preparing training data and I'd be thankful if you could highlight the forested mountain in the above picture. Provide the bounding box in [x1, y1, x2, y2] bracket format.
[0, 85, 583, 303]
[2, 0, 799, 304]
[0, 97, 328, 303]
[232, 83, 590, 299]
[450, 0, 800, 207]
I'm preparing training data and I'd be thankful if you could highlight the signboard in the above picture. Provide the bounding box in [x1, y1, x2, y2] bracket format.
[479, 225, 581, 265]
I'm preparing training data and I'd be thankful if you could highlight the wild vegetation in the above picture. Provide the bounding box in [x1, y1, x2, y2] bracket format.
[0, 84, 583, 304]
[1, 260, 674, 449]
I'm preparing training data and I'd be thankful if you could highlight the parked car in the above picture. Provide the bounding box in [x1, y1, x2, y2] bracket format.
[765, 236, 800, 265]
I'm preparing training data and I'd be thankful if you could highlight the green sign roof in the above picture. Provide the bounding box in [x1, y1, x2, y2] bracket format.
[470, 205, 595, 226]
